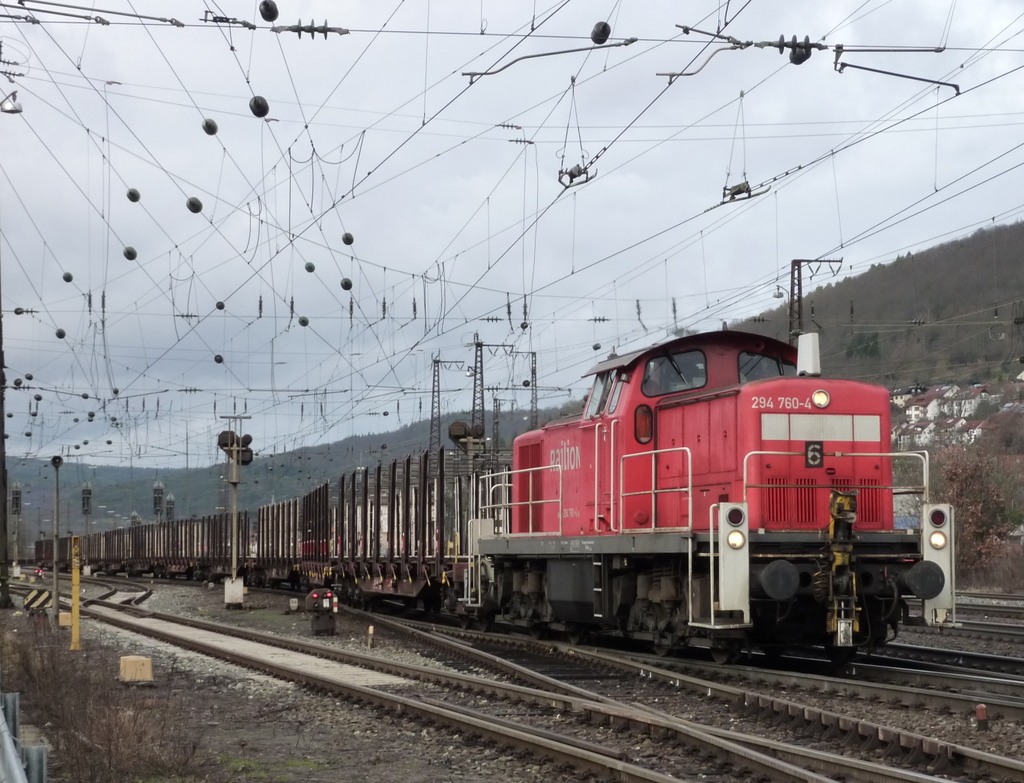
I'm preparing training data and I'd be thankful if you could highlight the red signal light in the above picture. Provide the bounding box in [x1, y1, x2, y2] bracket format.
[312, 592, 319, 599]
[930, 509, 947, 527]
[726, 507, 745, 526]
[325, 592, 332, 598]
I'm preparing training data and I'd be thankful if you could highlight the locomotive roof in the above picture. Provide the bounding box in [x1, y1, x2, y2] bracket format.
[583, 329, 793, 377]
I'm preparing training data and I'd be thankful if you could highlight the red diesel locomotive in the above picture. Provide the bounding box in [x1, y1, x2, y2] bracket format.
[38, 328, 955, 661]
[467, 329, 955, 660]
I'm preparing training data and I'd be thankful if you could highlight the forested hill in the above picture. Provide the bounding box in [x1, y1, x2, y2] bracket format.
[734, 221, 1024, 388]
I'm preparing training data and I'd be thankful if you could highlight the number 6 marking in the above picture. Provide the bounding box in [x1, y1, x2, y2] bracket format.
[805, 441, 823, 469]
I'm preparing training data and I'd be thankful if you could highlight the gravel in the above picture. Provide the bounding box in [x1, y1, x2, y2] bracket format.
[56, 581, 1024, 781]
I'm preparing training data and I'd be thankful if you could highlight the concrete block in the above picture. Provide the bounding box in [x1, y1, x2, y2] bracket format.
[119, 655, 153, 682]
[58, 612, 71, 627]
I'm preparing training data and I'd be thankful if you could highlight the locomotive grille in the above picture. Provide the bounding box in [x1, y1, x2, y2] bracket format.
[859, 477, 882, 524]
[763, 477, 817, 525]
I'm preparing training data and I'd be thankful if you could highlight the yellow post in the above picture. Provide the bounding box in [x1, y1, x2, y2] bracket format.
[70, 535, 81, 651]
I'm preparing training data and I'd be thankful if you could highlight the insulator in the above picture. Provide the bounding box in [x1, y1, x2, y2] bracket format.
[24, 373, 32, 380]
[790, 35, 813, 65]
[202, 118, 219, 135]
[593, 343, 601, 351]
[249, 95, 270, 118]
[33, 394, 41, 401]
[591, 21, 611, 45]
[186, 196, 203, 213]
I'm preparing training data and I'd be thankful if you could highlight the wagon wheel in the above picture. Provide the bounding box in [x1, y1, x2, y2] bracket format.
[479, 612, 496, 632]
[459, 614, 473, 630]
[566, 625, 588, 646]
[529, 622, 549, 640]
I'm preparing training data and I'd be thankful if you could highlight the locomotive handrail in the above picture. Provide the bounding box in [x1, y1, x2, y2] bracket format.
[480, 464, 564, 536]
[741, 449, 929, 503]
[610, 418, 620, 532]
[619, 446, 692, 532]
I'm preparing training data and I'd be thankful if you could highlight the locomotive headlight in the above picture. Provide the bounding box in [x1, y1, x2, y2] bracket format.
[726, 530, 746, 549]
[929, 530, 947, 550]
[812, 390, 830, 408]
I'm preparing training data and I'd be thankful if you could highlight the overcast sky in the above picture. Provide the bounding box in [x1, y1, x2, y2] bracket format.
[0, 0, 1019, 471]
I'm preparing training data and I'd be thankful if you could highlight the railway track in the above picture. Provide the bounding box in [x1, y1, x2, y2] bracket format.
[45, 588, 1020, 783]
[69, 597, 843, 783]
[352, 610, 1024, 783]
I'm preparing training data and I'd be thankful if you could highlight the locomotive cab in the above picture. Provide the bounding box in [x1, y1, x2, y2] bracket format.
[476, 329, 955, 660]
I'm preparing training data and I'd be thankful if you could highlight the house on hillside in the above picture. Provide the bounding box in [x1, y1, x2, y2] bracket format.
[892, 420, 930, 450]
[891, 384, 927, 408]
[947, 385, 995, 418]
[906, 384, 959, 423]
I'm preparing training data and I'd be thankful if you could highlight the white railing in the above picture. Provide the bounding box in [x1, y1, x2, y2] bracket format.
[619, 446, 692, 532]
[740, 449, 929, 507]
[478, 464, 564, 536]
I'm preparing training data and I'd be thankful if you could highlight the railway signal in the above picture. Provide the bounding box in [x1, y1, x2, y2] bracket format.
[218, 419, 252, 609]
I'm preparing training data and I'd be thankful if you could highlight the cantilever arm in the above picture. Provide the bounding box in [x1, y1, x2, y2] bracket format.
[657, 45, 746, 84]
[463, 38, 637, 82]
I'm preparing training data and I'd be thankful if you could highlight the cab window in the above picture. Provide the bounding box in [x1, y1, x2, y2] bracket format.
[642, 351, 706, 397]
[607, 373, 626, 414]
[584, 371, 614, 418]
[738, 351, 797, 383]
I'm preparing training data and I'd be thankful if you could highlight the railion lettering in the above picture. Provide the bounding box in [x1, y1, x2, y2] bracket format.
[550, 439, 581, 471]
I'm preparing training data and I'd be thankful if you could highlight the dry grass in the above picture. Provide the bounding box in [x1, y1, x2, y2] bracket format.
[958, 543, 1024, 592]
[0, 617, 206, 783]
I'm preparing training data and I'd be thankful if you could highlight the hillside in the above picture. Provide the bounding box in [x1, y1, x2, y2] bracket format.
[6, 399, 583, 548]
[14, 221, 1024, 545]
[735, 221, 1024, 387]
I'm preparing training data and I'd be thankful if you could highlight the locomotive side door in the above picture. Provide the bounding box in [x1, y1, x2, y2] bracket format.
[578, 370, 622, 534]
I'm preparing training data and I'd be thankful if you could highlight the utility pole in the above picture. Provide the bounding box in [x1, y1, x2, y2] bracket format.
[788, 258, 842, 344]
[429, 355, 463, 475]
[471, 334, 484, 432]
[49, 455, 63, 627]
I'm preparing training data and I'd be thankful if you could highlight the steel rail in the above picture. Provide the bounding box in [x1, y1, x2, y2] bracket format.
[78, 603, 837, 783]
[875, 642, 1024, 676]
[560, 646, 1024, 783]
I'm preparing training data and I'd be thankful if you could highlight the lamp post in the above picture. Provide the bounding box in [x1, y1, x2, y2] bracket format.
[49, 456, 62, 627]
[0, 89, 24, 608]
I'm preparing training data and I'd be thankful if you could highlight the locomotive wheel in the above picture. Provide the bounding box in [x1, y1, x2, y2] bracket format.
[711, 644, 739, 665]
